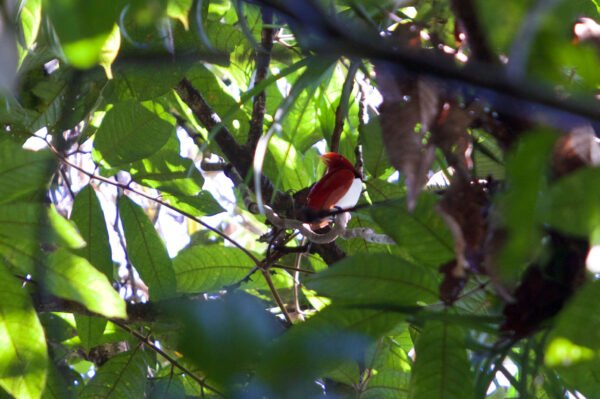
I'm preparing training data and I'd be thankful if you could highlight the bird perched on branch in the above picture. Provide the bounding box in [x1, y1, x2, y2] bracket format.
[304, 152, 363, 225]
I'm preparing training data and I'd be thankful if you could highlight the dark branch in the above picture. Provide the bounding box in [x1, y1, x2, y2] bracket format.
[175, 78, 293, 213]
[450, 0, 497, 63]
[330, 60, 359, 153]
[249, 0, 600, 129]
[246, 8, 274, 151]
[175, 78, 252, 173]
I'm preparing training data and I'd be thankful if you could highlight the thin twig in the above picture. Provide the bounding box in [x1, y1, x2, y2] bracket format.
[330, 60, 359, 153]
[260, 268, 293, 324]
[45, 141, 261, 265]
[292, 237, 307, 321]
[270, 263, 314, 274]
[111, 319, 225, 397]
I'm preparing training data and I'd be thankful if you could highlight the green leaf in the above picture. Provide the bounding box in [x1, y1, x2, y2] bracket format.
[162, 191, 225, 217]
[360, 117, 391, 178]
[79, 349, 147, 399]
[118, 196, 176, 301]
[48, 206, 85, 249]
[175, 292, 283, 389]
[107, 64, 189, 102]
[167, 0, 193, 29]
[74, 315, 107, 353]
[47, 249, 126, 319]
[185, 65, 249, 143]
[45, 0, 120, 68]
[410, 320, 474, 399]
[71, 185, 114, 279]
[497, 130, 556, 282]
[370, 193, 454, 267]
[0, 204, 83, 274]
[173, 245, 254, 293]
[18, 0, 42, 51]
[258, 307, 404, 396]
[264, 136, 314, 192]
[0, 260, 47, 399]
[280, 57, 337, 152]
[129, 134, 204, 197]
[94, 101, 173, 167]
[540, 167, 600, 237]
[0, 141, 54, 205]
[546, 280, 600, 363]
[305, 253, 439, 306]
[41, 363, 72, 399]
[149, 376, 185, 399]
[361, 337, 411, 399]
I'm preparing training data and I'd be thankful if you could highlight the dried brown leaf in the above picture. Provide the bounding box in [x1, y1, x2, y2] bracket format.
[552, 124, 600, 177]
[437, 177, 489, 293]
[431, 100, 482, 175]
[376, 64, 439, 210]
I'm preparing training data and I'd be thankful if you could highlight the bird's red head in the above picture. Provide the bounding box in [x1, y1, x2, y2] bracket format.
[321, 152, 356, 172]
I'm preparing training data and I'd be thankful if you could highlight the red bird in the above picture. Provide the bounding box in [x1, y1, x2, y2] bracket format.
[305, 152, 362, 223]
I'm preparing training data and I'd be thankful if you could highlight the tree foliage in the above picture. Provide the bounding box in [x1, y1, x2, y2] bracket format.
[2, 0, 600, 398]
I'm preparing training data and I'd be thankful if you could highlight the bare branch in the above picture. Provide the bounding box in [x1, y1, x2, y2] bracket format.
[450, 0, 496, 63]
[330, 61, 359, 153]
[246, 8, 274, 151]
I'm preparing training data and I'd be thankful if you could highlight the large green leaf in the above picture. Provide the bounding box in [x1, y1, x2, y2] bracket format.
[94, 101, 173, 167]
[129, 134, 204, 197]
[74, 316, 107, 353]
[279, 57, 336, 152]
[370, 194, 454, 268]
[173, 245, 254, 293]
[118, 196, 176, 301]
[46, 249, 126, 319]
[45, 0, 120, 68]
[0, 141, 54, 204]
[148, 376, 185, 399]
[305, 253, 439, 306]
[175, 292, 283, 391]
[540, 167, 600, 238]
[496, 130, 556, 283]
[71, 185, 113, 279]
[106, 63, 189, 102]
[0, 204, 82, 248]
[79, 350, 147, 399]
[0, 204, 83, 274]
[258, 307, 405, 397]
[546, 280, 600, 362]
[41, 363, 72, 399]
[360, 117, 391, 178]
[361, 336, 411, 399]
[18, 0, 42, 52]
[263, 136, 314, 192]
[409, 320, 473, 399]
[0, 260, 47, 399]
[185, 65, 249, 143]
[162, 191, 225, 217]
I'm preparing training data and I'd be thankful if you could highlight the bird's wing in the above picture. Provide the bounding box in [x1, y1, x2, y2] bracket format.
[307, 168, 355, 211]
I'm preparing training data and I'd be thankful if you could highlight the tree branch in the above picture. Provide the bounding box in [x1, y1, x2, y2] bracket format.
[175, 78, 293, 213]
[330, 60, 359, 153]
[246, 8, 274, 151]
[250, 0, 600, 128]
[450, 0, 497, 63]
